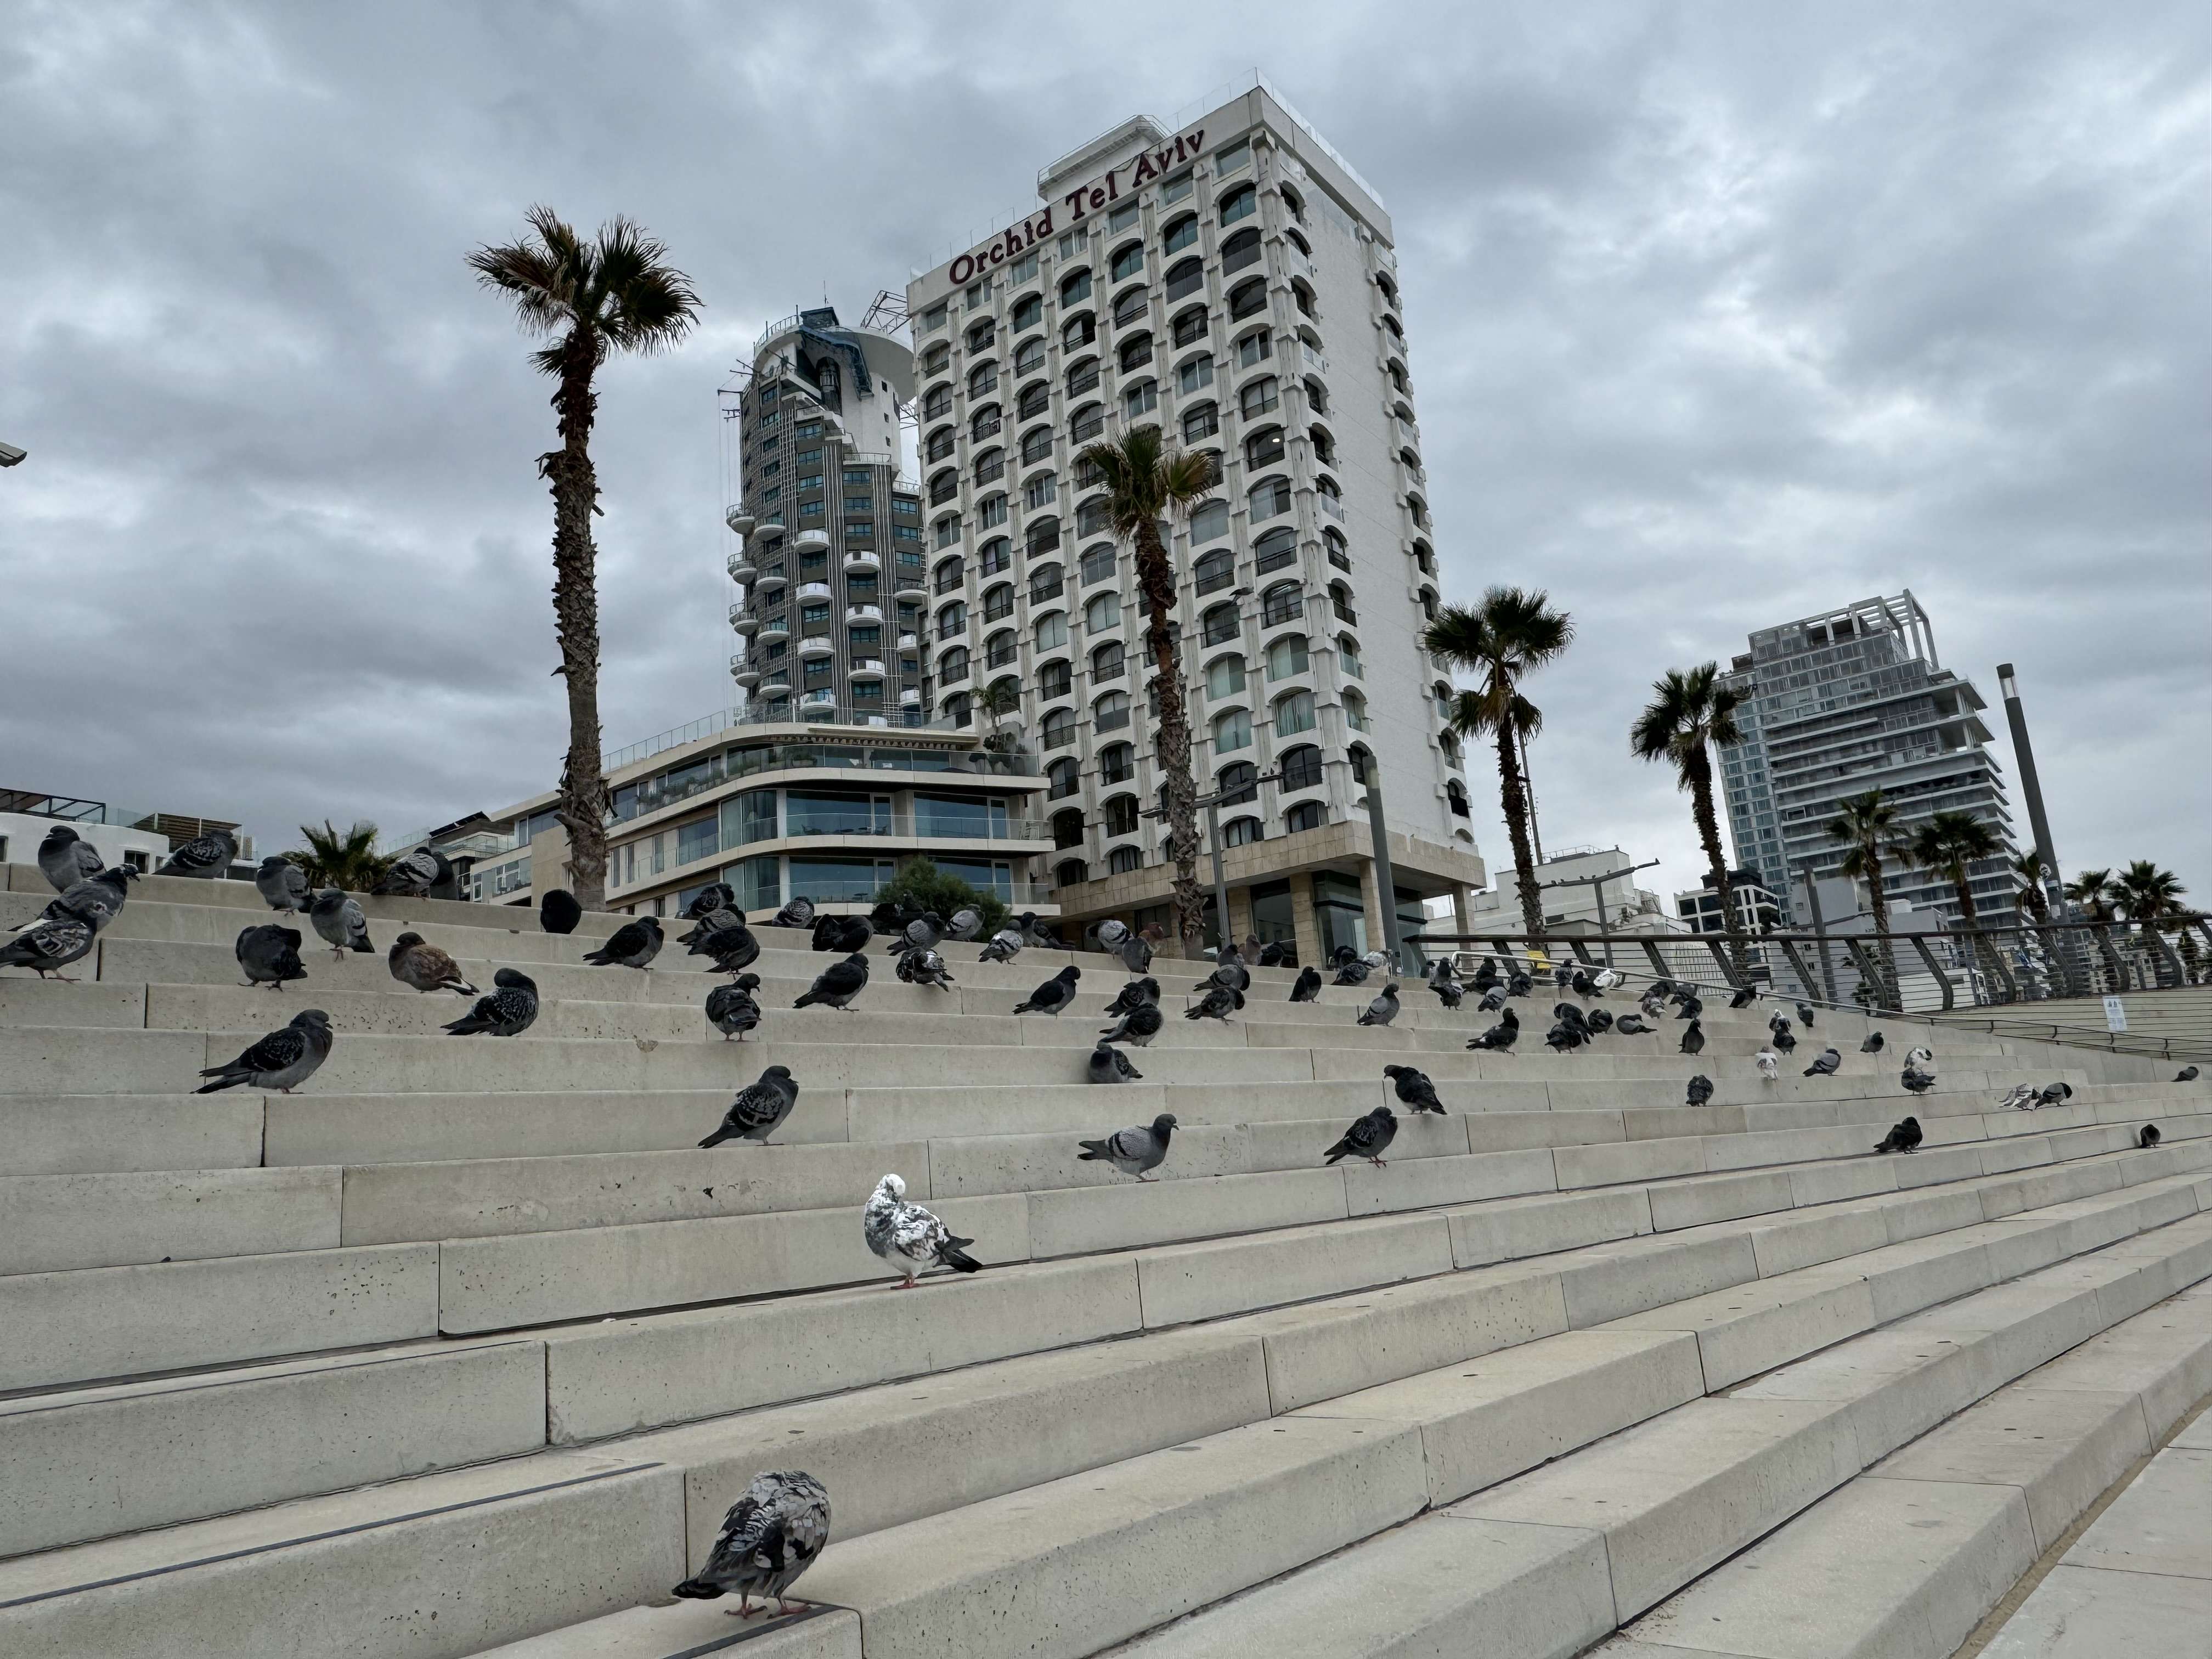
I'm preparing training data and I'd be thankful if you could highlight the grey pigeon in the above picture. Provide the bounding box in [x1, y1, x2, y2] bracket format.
[1872, 1115, 1922, 1154]
[896, 912, 945, 953]
[1900, 1063, 1936, 1094]
[1385, 1064, 1444, 1114]
[1860, 1031, 1885, 1054]
[704, 973, 762, 1040]
[2038, 1081, 2073, 1107]
[255, 855, 311, 915]
[683, 883, 737, 921]
[795, 952, 870, 1011]
[1013, 964, 1080, 1015]
[1431, 977, 1464, 1010]
[372, 846, 444, 898]
[864, 1172, 983, 1285]
[687, 912, 760, 974]
[1468, 1009, 1520, 1051]
[944, 906, 983, 941]
[1099, 1000, 1164, 1048]
[1079, 1113, 1176, 1180]
[1184, 984, 1242, 1022]
[539, 889, 583, 934]
[672, 1470, 832, 1620]
[769, 895, 817, 929]
[235, 923, 307, 990]
[1686, 1073, 1714, 1106]
[2140, 1123, 2161, 1148]
[1358, 983, 1401, 1026]
[1505, 970, 1534, 997]
[22, 865, 138, 934]
[1796, 1002, 1816, 1028]
[1332, 959, 1372, 987]
[1091, 918, 1130, 952]
[1586, 1007, 1615, 1033]
[979, 929, 1023, 963]
[1324, 1105, 1397, 1166]
[1728, 985, 1756, 1009]
[699, 1065, 800, 1145]
[896, 945, 956, 991]
[37, 825, 104, 891]
[1014, 911, 1053, 946]
[1207, 956, 1250, 996]
[1087, 1042, 1144, 1084]
[1476, 986, 1508, 1013]
[196, 1008, 333, 1093]
[1679, 1019, 1705, 1056]
[0, 914, 95, 979]
[1674, 994, 1703, 1020]
[583, 915, 663, 970]
[1614, 1013, 1652, 1035]
[1118, 933, 1153, 976]
[389, 932, 478, 994]
[1289, 966, 1322, 1002]
[1804, 1046, 1842, 1077]
[1553, 963, 1573, 989]
[1258, 941, 1288, 967]
[309, 889, 372, 957]
[2175, 1066, 2198, 1082]
[443, 968, 541, 1036]
[1104, 977, 1160, 1016]
[158, 827, 238, 879]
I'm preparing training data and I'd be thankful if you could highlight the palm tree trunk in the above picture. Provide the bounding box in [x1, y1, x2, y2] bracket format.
[1686, 765, 1750, 984]
[1133, 518, 1203, 957]
[1865, 857, 1899, 1011]
[542, 329, 611, 912]
[1952, 873, 2001, 1002]
[2019, 883, 2064, 997]
[1494, 726, 1544, 944]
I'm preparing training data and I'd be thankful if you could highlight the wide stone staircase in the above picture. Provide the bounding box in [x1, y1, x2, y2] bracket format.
[2, 866, 2208, 1659]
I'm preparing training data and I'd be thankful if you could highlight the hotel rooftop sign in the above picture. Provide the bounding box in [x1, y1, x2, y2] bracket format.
[938, 122, 1210, 287]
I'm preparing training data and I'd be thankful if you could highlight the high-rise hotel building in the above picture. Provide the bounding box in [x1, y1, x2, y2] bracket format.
[899, 83, 1485, 958]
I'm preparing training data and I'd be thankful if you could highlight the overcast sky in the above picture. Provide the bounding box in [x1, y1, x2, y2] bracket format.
[4, 2, 2205, 909]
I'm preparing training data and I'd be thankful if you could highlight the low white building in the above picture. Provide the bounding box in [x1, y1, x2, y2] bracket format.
[1469, 845, 1671, 933]
[1, 789, 249, 878]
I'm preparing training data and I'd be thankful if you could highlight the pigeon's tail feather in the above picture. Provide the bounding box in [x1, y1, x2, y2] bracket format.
[698, 1127, 737, 1149]
[1322, 1138, 1353, 1165]
[194, 1067, 246, 1094]
[793, 991, 819, 1009]
[1077, 1139, 1109, 1160]
[441, 1014, 489, 1036]
[939, 1238, 984, 1273]
[670, 1577, 726, 1601]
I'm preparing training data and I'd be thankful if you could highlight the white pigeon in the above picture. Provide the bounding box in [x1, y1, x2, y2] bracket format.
[1755, 1047, 1779, 1081]
[862, 1174, 983, 1288]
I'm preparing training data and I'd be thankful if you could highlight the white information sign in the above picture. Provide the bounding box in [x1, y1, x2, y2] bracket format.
[2103, 996, 2126, 1033]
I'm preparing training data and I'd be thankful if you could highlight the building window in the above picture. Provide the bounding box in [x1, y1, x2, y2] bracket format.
[1099, 742, 1136, 783]
[1102, 793, 1140, 836]
[979, 537, 1012, 576]
[1110, 242, 1145, 284]
[1017, 377, 1051, 419]
[1286, 801, 1325, 834]
[977, 493, 1007, 528]
[1218, 183, 1256, 224]
[1201, 602, 1240, 646]
[1059, 268, 1092, 306]
[1066, 356, 1099, 397]
[1042, 707, 1077, 748]
[1021, 425, 1054, 466]
[1182, 402, 1219, 443]
[968, 361, 997, 398]
[1213, 707, 1252, 752]
[1035, 610, 1068, 651]
[1279, 743, 1323, 792]
[1222, 816, 1262, 847]
[1080, 542, 1117, 586]
[1221, 227, 1261, 276]
[1094, 690, 1131, 731]
[1253, 525, 1297, 575]
[1195, 545, 1234, 595]
[1266, 634, 1309, 682]
[1274, 689, 1316, 735]
[1085, 590, 1121, 632]
[1240, 375, 1279, 417]
[1108, 200, 1141, 233]
[1206, 654, 1246, 699]
[1249, 476, 1293, 522]
[1124, 378, 1158, 420]
[1172, 306, 1210, 347]
[1011, 292, 1043, 332]
[1244, 426, 1285, 470]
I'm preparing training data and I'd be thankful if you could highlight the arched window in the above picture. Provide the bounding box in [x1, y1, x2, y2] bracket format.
[1017, 381, 1051, 422]
[981, 583, 1014, 622]
[928, 467, 959, 506]
[1054, 857, 1090, 887]
[936, 645, 970, 682]
[1118, 332, 1153, 373]
[1239, 376, 1279, 419]
[1274, 689, 1316, 735]
[1218, 184, 1256, 226]
[1042, 707, 1077, 748]
[1102, 793, 1139, 836]
[1020, 425, 1054, 466]
[932, 554, 965, 593]
[1324, 526, 1350, 567]
[1026, 553, 1063, 595]
[1212, 707, 1252, 753]
[1162, 215, 1198, 256]
[933, 513, 961, 549]
[972, 446, 1004, 486]
[1344, 691, 1369, 731]
[1249, 476, 1291, 522]
[1254, 524, 1297, 575]
[1181, 401, 1220, 444]
[1201, 602, 1241, 646]
[1085, 591, 1121, 633]
[1066, 356, 1099, 398]
[1305, 377, 1329, 415]
[1123, 378, 1158, 420]
[1035, 610, 1067, 651]
[1110, 242, 1144, 282]
[1206, 654, 1246, 699]
[967, 360, 997, 398]
[1266, 634, 1309, 682]
[924, 426, 956, 463]
[985, 627, 1017, 667]
[1244, 425, 1285, 470]
[1052, 808, 1087, 849]
[1023, 470, 1057, 512]
[1113, 286, 1149, 328]
[921, 383, 952, 421]
[1171, 304, 1210, 347]
[1093, 689, 1131, 730]
[1165, 256, 1204, 303]
[1223, 816, 1262, 847]
[1280, 183, 1306, 223]
[1284, 800, 1324, 834]
[1228, 276, 1267, 321]
[1079, 541, 1116, 585]
[1011, 292, 1043, 331]
[1038, 658, 1072, 701]
[1047, 756, 1080, 799]
[1099, 742, 1135, 783]
[942, 690, 972, 727]
[1348, 744, 1372, 784]
[1013, 337, 1046, 377]
[1220, 226, 1261, 276]
[920, 342, 950, 376]
[1059, 267, 1092, 306]
[1217, 760, 1259, 804]
[1109, 845, 1143, 874]
[1069, 401, 1104, 444]
[1260, 580, 1302, 627]
[1447, 779, 1471, 819]
[1091, 639, 1125, 681]
[966, 317, 994, 353]
[1338, 633, 1363, 679]
[936, 599, 967, 636]
[1188, 500, 1229, 544]
[970, 404, 1001, 442]
[1062, 312, 1096, 351]
[1279, 744, 1323, 792]
[1195, 545, 1234, 595]
[1310, 425, 1336, 467]
[978, 537, 1012, 575]
[1328, 580, 1357, 625]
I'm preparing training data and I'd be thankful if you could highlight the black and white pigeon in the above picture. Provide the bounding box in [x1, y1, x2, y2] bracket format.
[583, 915, 664, 970]
[1358, 983, 1402, 1027]
[372, 845, 444, 898]
[1756, 1047, 1780, 1081]
[1289, 966, 1323, 1003]
[1087, 1042, 1144, 1084]
[1099, 998, 1164, 1048]
[699, 1065, 800, 1146]
[1185, 984, 1243, 1022]
[444, 968, 541, 1037]
[672, 1470, 832, 1620]
[684, 883, 737, 921]
[196, 1008, 334, 1094]
[1639, 990, 1667, 1021]
[1997, 1082, 2040, 1111]
[1385, 1064, 1445, 1114]
[2175, 1066, 2199, 1082]
[253, 855, 312, 915]
[1333, 958, 1373, 987]
[1091, 918, 1130, 953]
[1104, 977, 1159, 1016]
[21, 865, 138, 934]
[1873, 1115, 1923, 1154]
[979, 928, 1024, 963]
[1468, 1009, 1521, 1051]
[540, 889, 583, 934]
[1586, 1007, 1616, 1034]
[1431, 976, 1464, 1010]
[236, 923, 307, 990]
[1079, 1113, 1176, 1179]
[1614, 1013, 1652, 1035]
[1258, 941, 1288, 968]
[1118, 933, 1154, 977]
[814, 914, 872, 954]
[1324, 1105, 1398, 1166]
[2038, 1081, 2073, 1107]
[769, 895, 816, 929]
[1796, 1002, 1816, 1028]
[704, 974, 763, 1041]
[36, 825, 105, 891]
[1728, 985, 1757, 1009]
[795, 952, 870, 1012]
[1571, 969, 1599, 998]
[1476, 986, 1508, 1013]
[0, 914, 95, 979]
[1904, 1045, 1936, 1071]
[864, 1173, 984, 1286]
[1013, 964, 1080, 1015]
[309, 889, 373, 957]
[389, 932, 478, 994]
[159, 827, 238, 879]
[1804, 1046, 1842, 1077]
[1686, 1073, 1714, 1106]
[896, 945, 956, 991]
[2139, 1123, 2161, 1149]
[944, 906, 984, 942]
[1679, 1018, 1705, 1056]
[1860, 1031, 1885, 1054]
[1900, 1061, 1937, 1094]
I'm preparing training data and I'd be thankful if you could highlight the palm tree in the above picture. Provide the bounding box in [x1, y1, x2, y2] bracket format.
[1825, 789, 1912, 1009]
[2114, 860, 2187, 980]
[469, 208, 702, 911]
[286, 820, 392, 892]
[1423, 589, 1574, 943]
[2066, 867, 2122, 992]
[1074, 425, 1219, 956]
[1630, 663, 1749, 980]
[2011, 850, 2068, 994]
[1909, 809, 2004, 991]
[976, 679, 1023, 753]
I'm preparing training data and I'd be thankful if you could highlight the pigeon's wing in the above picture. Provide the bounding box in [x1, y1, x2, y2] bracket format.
[233, 1025, 309, 1075]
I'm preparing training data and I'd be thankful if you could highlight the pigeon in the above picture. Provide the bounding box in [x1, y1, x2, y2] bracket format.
[1804, 1047, 1842, 1077]
[1860, 1031, 1885, 1054]
[699, 1065, 800, 1146]
[864, 1173, 984, 1285]
[1997, 1082, 2039, 1111]
[2038, 1081, 2073, 1107]
[1476, 986, 1507, 1013]
[687, 912, 761, 974]
[1118, 934, 1154, 977]
[1015, 911, 1055, 946]
[36, 825, 105, 891]
[1904, 1046, 1936, 1070]
[815, 914, 872, 954]
[671, 1470, 832, 1620]
[1674, 995, 1703, 1021]
[2140, 1123, 2161, 1149]
[1099, 999, 1164, 1047]
[704, 974, 763, 1041]
[1104, 977, 1159, 1016]
[1013, 964, 1080, 1015]
[1506, 970, 1534, 998]
[1553, 963, 1573, 989]
[540, 889, 583, 934]
[1679, 1019, 1705, 1056]
[1873, 1115, 1923, 1154]
[1468, 1009, 1521, 1051]
[1900, 1062, 1937, 1095]
[388, 932, 479, 995]
[158, 827, 238, 879]
[945, 906, 984, 942]
[1258, 941, 1288, 968]
[1332, 960, 1373, 988]
[0, 914, 95, 979]
[1087, 1042, 1144, 1084]
[1184, 984, 1243, 1022]
[896, 945, 956, 992]
[1544, 1017, 1589, 1052]
[20, 865, 138, 934]
[1571, 969, 1600, 998]
[236, 923, 307, 990]
[979, 929, 1023, 963]
[1385, 1064, 1445, 1114]
[1770, 1024, 1798, 1054]
[1206, 955, 1251, 996]
[1079, 1114, 1176, 1180]
[1364, 949, 1392, 970]
[1091, 918, 1130, 952]
[795, 952, 870, 1012]
[684, 883, 737, 921]
[309, 889, 373, 957]
[769, 895, 817, 929]
[251, 855, 312, 916]
[372, 845, 445, 897]
[1289, 966, 1323, 1003]
[1639, 990, 1667, 1021]
[1686, 1073, 1714, 1106]
[583, 915, 664, 970]
[1430, 977, 1464, 1010]
[1756, 1047, 1780, 1081]
[2175, 1066, 2199, 1083]
[1614, 1013, 1652, 1035]
[1324, 1105, 1398, 1166]
[1358, 983, 1401, 1026]
[196, 1008, 334, 1094]
[1585, 1007, 1615, 1034]
[868, 900, 911, 938]
[1728, 985, 1756, 1009]
[444, 968, 541, 1036]
[1796, 1002, 1816, 1028]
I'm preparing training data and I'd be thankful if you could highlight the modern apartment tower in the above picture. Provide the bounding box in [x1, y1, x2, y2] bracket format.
[726, 306, 924, 723]
[1717, 592, 2022, 931]
[901, 81, 1485, 957]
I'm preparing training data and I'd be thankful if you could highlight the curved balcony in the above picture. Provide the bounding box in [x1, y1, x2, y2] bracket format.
[732, 611, 760, 637]
[730, 656, 761, 688]
[799, 635, 836, 658]
[901, 687, 923, 707]
[846, 603, 884, 623]
[844, 548, 881, 573]
[725, 506, 756, 537]
[793, 528, 831, 554]
[757, 614, 790, 637]
[726, 550, 759, 582]
[898, 630, 919, 650]
[801, 689, 838, 708]
[849, 658, 887, 679]
[754, 568, 789, 595]
[798, 581, 834, 601]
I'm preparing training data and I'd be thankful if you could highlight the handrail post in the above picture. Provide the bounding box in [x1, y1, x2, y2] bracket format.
[1909, 934, 1955, 1012]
